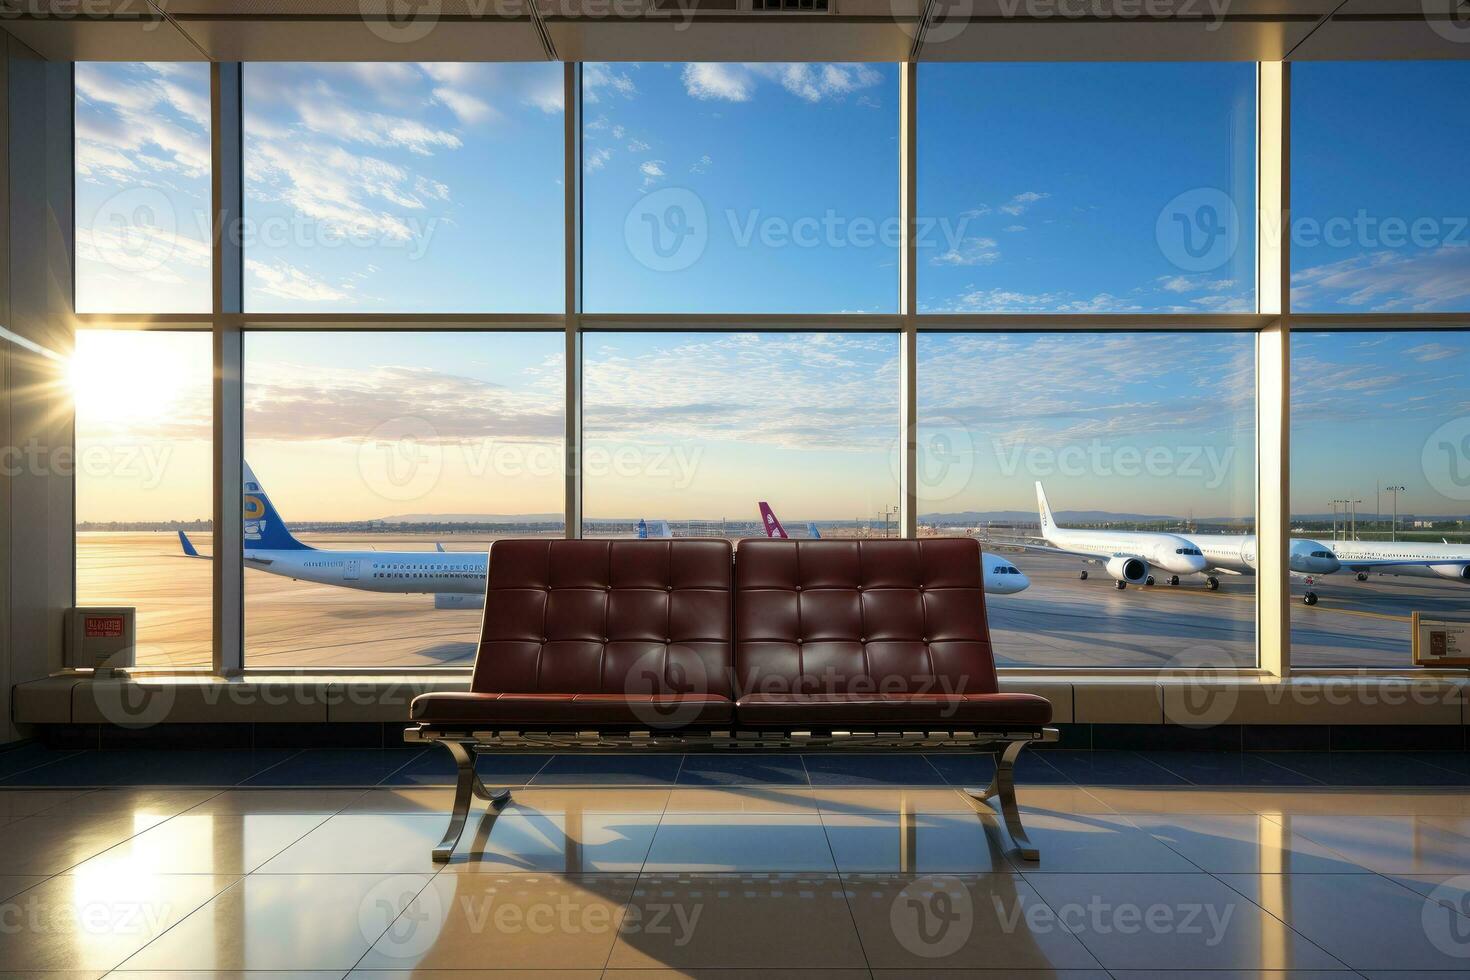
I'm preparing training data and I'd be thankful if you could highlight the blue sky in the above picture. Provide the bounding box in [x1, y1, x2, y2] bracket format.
[1292, 332, 1470, 518]
[1292, 62, 1470, 313]
[919, 62, 1257, 314]
[71, 61, 1470, 524]
[919, 332, 1258, 520]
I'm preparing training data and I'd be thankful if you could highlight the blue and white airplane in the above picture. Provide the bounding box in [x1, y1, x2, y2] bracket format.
[180, 463, 497, 609]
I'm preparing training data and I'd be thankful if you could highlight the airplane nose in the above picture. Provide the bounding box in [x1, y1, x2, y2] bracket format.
[1188, 554, 1208, 573]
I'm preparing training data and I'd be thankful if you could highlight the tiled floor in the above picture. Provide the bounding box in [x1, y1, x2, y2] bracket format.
[0, 747, 1469, 977]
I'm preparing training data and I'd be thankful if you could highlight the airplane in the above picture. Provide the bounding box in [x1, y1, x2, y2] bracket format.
[1329, 539, 1470, 585]
[1028, 482, 1345, 605]
[180, 463, 495, 609]
[757, 501, 1031, 595]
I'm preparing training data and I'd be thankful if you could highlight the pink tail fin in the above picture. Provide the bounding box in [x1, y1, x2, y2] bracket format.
[758, 501, 789, 539]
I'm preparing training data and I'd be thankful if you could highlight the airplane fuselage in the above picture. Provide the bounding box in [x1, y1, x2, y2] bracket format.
[1330, 541, 1470, 582]
[245, 549, 488, 594]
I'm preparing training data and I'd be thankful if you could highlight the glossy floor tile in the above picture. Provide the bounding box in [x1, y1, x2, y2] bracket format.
[800, 753, 948, 785]
[0, 750, 299, 787]
[74, 812, 330, 875]
[607, 874, 866, 970]
[1220, 872, 1470, 971]
[119, 873, 431, 971]
[821, 811, 1014, 873]
[0, 872, 234, 972]
[923, 750, 1071, 786]
[643, 813, 837, 872]
[4, 746, 1470, 975]
[843, 873, 1102, 971]
[1025, 873, 1345, 971]
[445, 811, 659, 873]
[673, 753, 807, 785]
[1124, 813, 1372, 874]
[356, 873, 637, 971]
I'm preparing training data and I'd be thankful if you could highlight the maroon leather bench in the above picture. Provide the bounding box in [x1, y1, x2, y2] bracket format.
[407, 537, 1055, 862]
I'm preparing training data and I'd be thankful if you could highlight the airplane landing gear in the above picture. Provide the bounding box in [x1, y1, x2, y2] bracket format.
[1206, 577, 1220, 591]
[1079, 570, 1089, 581]
[1169, 575, 1180, 586]
[1303, 592, 1319, 606]
[1356, 572, 1368, 582]
[1145, 576, 1156, 586]
[1115, 580, 1127, 590]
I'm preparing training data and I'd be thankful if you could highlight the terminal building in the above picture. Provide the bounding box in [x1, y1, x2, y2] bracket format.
[1, 3, 1469, 974]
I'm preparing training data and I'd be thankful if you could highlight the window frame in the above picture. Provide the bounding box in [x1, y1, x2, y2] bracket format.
[69, 61, 1470, 678]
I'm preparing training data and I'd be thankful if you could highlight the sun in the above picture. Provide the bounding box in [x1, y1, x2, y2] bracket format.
[69, 331, 208, 427]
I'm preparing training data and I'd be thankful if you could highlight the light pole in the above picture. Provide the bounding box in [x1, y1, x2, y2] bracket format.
[1386, 486, 1406, 542]
[1348, 499, 1363, 541]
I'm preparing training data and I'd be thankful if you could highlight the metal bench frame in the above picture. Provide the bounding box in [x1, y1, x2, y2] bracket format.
[404, 724, 1060, 862]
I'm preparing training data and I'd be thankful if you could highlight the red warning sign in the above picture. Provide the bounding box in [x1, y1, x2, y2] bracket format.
[85, 616, 124, 638]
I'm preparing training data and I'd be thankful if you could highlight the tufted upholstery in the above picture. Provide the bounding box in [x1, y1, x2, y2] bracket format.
[733, 538, 1050, 727]
[411, 539, 733, 727]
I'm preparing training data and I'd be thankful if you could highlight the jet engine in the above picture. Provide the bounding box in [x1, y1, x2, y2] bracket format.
[1106, 555, 1149, 585]
[1431, 563, 1470, 582]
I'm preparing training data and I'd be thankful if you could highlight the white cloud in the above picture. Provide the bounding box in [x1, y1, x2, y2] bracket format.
[640, 160, 667, 186]
[932, 237, 1000, 267]
[1004, 224, 1026, 233]
[690, 154, 712, 174]
[433, 87, 496, 125]
[584, 63, 638, 103]
[245, 259, 350, 303]
[585, 147, 614, 172]
[680, 62, 883, 104]
[1292, 246, 1470, 312]
[1000, 191, 1049, 216]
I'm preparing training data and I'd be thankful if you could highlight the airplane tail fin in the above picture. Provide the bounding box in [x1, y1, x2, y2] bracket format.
[758, 501, 789, 539]
[242, 462, 311, 551]
[806, 521, 821, 540]
[1035, 481, 1058, 539]
[178, 530, 203, 558]
[435, 542, 446, 553]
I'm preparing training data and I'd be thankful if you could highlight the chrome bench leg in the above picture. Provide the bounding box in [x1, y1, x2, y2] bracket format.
[434, 740, 510, 863]
[964, 739, 1039, 862]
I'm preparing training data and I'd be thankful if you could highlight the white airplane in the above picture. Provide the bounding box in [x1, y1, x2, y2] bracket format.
[179, 463, 495, 609]
[1031, 482, 1209, 591]
[1028, 482, 1347, 605]
[757, 502, 1031, 595]
[1330, 540, 1470, 585]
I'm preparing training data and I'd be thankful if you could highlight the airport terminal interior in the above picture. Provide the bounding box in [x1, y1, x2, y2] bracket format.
[2, 1, 1470, 976]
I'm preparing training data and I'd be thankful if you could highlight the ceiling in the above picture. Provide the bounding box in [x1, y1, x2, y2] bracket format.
[0, 0, 1466, 62]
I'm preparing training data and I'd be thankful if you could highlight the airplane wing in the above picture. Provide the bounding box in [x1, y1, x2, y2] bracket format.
[992, 539, 1102, 562]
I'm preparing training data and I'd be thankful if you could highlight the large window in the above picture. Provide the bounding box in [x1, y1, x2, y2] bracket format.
[241, 331, 564, 667]
[74, 330, 213, 668]
[917, 332, 1258, 667]
[75, 63, 212, 313]
[1292, 63, 1470, 313]
[1290, 331, 1470, 667]
[582, 64, 899, 314]
[243, 63, 564, 313]
[919, 63, 1256, 314]
[582, 331, 899, 536]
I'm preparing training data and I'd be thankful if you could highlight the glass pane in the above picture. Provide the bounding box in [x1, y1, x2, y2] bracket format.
[919, 63, 1256, 314]
[1293, 62, 1470, 313]
[75, 63, 212, 313]
[242, 331, 564, 667]
[1291, 331, 1470, 667]
[918, 331, 1257, 667]
[582, 331, 899, 537]
[582, 63, 899, 314]
[74, 330, 213, 668]
[243, 63, 563, 313]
